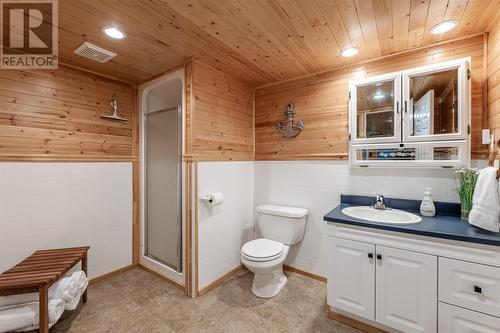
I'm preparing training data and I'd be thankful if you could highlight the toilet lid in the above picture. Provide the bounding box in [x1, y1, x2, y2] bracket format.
[241, 238, 284, 259]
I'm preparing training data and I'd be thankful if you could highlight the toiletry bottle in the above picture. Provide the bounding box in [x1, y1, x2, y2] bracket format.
[420, 187, 436, 217]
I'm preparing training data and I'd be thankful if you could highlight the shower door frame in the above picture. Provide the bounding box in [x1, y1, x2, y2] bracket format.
[138, 68, 189, 290]
[144, 106, 183, 272]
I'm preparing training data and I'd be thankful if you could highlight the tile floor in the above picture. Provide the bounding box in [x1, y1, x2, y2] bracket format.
[50, 268, 362, 333]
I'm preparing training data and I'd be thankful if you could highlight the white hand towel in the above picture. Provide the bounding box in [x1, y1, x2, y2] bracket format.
[469, 167, 500, 232]
[0, 276, 78, 307]
[0, 299, 66, 333]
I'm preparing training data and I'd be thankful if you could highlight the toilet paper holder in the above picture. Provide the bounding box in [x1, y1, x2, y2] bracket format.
[201, 196, 215, 203]
[200, 192, 224, 206]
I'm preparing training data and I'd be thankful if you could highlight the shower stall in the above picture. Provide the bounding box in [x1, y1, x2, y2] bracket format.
[139, 69, 185, 285]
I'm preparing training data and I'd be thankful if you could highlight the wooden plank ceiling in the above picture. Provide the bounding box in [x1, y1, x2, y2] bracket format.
[59, 0, 499, 85]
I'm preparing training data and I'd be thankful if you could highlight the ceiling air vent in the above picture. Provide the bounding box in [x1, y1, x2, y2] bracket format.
[73, 42, 117, 63]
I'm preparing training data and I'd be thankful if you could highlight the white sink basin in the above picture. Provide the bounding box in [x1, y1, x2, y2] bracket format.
[341, 206, 422, 225]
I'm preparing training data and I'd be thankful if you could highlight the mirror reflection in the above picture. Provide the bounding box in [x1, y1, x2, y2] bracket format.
[356, 80, 394, 139]
[409, 69, 458, 136]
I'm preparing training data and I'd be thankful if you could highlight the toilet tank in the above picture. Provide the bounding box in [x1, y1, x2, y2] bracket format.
[256, 204, 308, 245]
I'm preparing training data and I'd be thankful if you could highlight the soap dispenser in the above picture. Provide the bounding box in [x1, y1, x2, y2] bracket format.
[420, 187, 436, 217]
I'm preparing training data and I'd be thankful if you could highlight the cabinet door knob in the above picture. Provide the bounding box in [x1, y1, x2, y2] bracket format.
[474, 285, 482, 294]
[368, 253, 373, 259]
[376, 254, 382, 260]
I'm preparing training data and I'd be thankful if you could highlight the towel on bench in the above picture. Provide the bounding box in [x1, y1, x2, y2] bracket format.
[0, 299, 66, 333]
[0, 271, 87, 307]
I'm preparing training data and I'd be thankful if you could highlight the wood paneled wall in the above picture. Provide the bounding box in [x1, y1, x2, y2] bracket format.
[255, 36, 486, 160]
[0, 65, 136, 161]
[185, 60, 254, 161]
[488, 15, 500, 140]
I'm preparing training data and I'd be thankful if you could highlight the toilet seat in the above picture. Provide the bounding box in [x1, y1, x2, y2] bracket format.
[241, 238, 284, 262]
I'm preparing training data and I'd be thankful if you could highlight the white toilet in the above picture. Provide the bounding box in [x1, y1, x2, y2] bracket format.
[241, 204, 308, 298]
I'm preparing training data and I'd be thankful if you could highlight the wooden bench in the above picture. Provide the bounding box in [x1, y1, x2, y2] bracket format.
[0, 246, 90, 333]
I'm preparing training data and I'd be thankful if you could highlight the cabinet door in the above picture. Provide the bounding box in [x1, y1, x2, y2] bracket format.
[376, 246, 437, 333]
[439, 302, 500, 333]
[349, 73, 402, 145]
[328, 237, 375, 320]
[402, 58, 469, 143]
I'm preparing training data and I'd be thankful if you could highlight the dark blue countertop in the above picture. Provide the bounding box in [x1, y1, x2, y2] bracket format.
[324, 195, 500, 247]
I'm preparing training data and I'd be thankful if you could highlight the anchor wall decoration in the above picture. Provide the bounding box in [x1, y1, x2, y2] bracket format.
[276, 103, 304, 138]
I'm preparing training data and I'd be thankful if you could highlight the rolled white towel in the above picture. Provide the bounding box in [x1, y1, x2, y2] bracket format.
[0, 276, 77, 307]
[49, 277, 78, 302]
[64, 271, 88, 311]
[65, 295, 80, 311]
[0, 299, 66, 333]
[70, 271, 88, 294]
[14, 322, 57, 332]
[0, 303, 34, 333]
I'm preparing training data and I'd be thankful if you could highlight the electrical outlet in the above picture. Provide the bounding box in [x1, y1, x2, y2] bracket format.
[482, 129, 491, 145]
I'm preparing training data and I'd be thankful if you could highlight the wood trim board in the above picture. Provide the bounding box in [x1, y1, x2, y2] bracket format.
[327, 308, 388, 333]
[89, 264, 136, 285]
[197, 265, 242, 296]
[193, 162, 199, 297]
[132, 87, 140, 265]
[184, 161, 193, 297]
[132, 160, 140, 265]
[283, 265, 326, 283]
[0, 156, 139, 162]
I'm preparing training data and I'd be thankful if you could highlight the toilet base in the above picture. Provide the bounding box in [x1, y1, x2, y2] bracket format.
[251, 268, 288, 298]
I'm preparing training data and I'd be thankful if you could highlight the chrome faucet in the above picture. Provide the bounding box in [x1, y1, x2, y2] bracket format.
[374, 194, 386, 210]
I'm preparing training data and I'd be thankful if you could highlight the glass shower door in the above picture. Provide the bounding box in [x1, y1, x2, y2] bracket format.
[145, 106, 182, 271]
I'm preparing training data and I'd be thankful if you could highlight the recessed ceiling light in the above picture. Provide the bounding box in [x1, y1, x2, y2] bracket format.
[103, 27, 126, 39]
[341, 47, 359, 57]
[373, 93, 385, 100]
[430, 20, 458, 35]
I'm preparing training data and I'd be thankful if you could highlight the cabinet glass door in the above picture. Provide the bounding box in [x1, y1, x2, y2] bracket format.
[403, 59, 469, 142]
[350, 73, 401, 144]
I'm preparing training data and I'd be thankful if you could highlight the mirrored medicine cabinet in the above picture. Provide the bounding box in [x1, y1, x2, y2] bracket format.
[349, 58, 470, 168]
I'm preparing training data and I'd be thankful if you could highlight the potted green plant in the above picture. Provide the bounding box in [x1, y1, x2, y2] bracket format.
[456, 167, 480, 221]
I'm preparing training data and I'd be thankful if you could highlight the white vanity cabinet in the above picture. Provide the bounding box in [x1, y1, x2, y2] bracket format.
[328, 237, 437, 333]
[327, 223, 500, 333]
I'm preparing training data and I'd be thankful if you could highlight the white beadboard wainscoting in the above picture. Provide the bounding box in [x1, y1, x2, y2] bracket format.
[197, 161, 254, 290]
[253, 160, 459, 278]
[0, 162, 133, 278]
